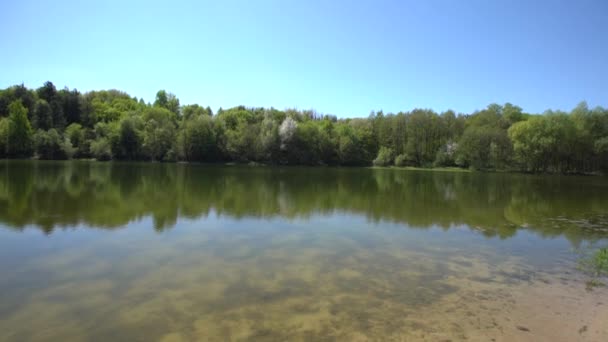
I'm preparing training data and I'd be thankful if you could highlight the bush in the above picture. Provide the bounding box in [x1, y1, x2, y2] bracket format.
[65, 123, 84, 146]
[394, 153, 409, 167]
[34, 129, 72, 160]
[373, 146, 394, 166]
[434, 150, 449, 167]
[61, 139, 76, 159]
[0, 118, 8, 158]
[578, 247, 608, 290]
[90, 138, 112, 161]
[164, 148, 177, 162]
[434, 141, 457, 167]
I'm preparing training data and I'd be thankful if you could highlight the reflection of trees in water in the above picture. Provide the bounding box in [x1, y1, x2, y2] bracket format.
[0, 161, 607, 244]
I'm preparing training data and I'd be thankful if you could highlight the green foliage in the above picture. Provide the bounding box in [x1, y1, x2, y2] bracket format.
[292, 120, 322, 165]
[7, 100, 34, 157]
[222, 116, 259, 162]
[373, 146, 394, 166]
[509, 114, 577, 173]
[593, 248, 608, 276]
[334, 120, 375, 166]
[33, 99, 53, 130]
[177, 115, 217, 161]
[0, 118, 8, 157]
[0, 84, 37, 119]
[317, 119, 338, 164]
[82, 90, 142, 125]
[36, 81, 66, 129]
[457, 105, 515, 171]
[142, 107, 177, 161]
[116, 116, 143, 160]
[0, 82, 607, 173]
[34, 129, 74, 160]
[154, 90, 180, 115]
[65, 123, 85, 153]
[405, 109, 444, 166]
[394, 154, 409, 167]
[595, 137, 608, 171]
[503, 103, 525, 125]
[434, 141, 457, 167]
[578, 247, 608, 289]
[60, 88, 82, 124]
[458, 126, 511, 170]
[349, 119, 375, 163]
[256, 113, 280, 161]
[182, 104, 212, 120]
[90, 138, 112, 161]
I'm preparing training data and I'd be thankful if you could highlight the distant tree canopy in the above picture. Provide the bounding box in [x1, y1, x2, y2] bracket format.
[0, 82, 607, 174]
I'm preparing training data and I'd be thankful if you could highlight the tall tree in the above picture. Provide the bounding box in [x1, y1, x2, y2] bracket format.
[154, 90, 180, 115]
[6, 100, 34, 157]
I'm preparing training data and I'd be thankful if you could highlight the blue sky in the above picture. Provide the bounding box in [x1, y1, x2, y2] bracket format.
[1, 0, 606, 117]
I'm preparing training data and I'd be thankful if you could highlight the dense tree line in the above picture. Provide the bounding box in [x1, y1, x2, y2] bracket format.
[1, 81, 607, 173]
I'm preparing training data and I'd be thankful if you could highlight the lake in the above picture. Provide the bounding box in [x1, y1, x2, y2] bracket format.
[0, 161, 607, 341]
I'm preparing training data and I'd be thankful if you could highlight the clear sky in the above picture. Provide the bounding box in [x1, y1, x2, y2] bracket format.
[1, 0, 606, 117]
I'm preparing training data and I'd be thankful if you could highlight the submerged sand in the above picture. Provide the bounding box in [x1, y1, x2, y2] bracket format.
[1, 228, 606, 342]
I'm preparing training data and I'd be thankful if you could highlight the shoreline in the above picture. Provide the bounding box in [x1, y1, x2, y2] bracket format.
[1, 158, 605, 176]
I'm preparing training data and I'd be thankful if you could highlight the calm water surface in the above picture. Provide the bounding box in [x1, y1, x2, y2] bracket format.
[1, 161, 607, 341]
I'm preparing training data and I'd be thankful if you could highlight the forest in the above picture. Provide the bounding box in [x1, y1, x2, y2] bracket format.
[1, 81, 607, 174]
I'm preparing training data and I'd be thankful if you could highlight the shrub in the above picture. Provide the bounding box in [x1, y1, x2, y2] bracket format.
[34, 129, 72, 160]
[394, 153, 409, 167]
[578, 247, 608, 290]
[90, 138, 112, 161]
[373, 146, 394, 166]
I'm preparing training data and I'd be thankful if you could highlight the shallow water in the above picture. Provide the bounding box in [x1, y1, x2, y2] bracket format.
[0, 161, 607, 341]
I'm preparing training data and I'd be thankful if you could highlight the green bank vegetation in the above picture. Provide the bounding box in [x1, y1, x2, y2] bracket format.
[578, 247, 608, 289]
[1, 82, 607, 174]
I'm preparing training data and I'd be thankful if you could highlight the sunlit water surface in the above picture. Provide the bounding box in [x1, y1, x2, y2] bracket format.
[0, 161, 607, 341]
